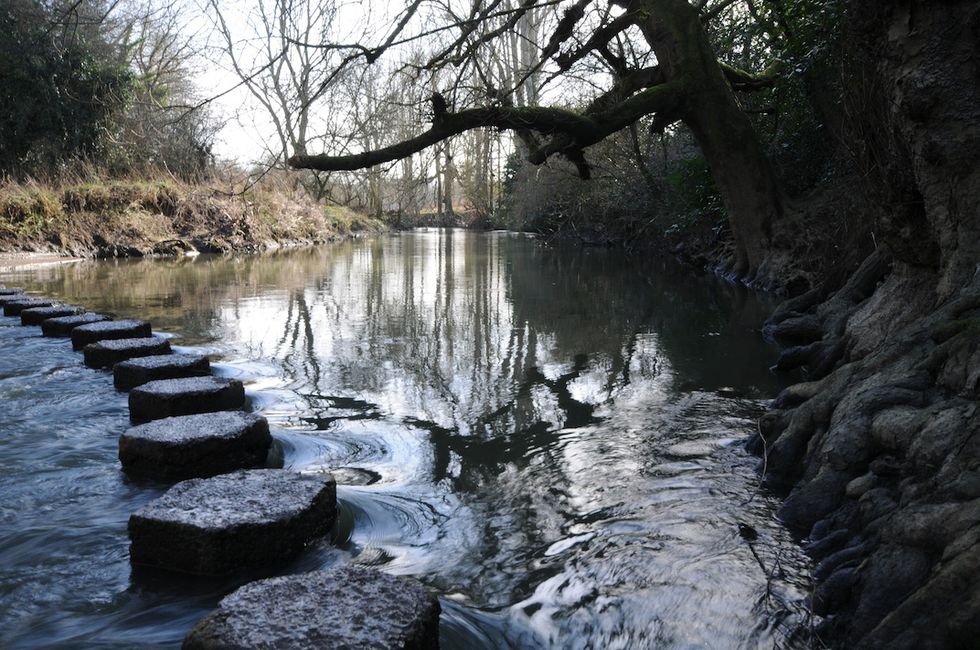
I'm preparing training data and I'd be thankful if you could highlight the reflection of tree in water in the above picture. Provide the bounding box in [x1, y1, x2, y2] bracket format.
[12, 232, 788, 608]
[257, 233, 781, 494]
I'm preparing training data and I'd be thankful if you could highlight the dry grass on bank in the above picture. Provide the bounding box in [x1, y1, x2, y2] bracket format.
[0, 170, 384, 257]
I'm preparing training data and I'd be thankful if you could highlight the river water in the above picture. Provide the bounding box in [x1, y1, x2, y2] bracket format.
[0, 229, 812, 648]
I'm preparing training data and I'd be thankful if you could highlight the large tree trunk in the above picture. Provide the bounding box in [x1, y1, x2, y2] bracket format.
[636, 0, 783, 281]
[758, 2, 980, 646]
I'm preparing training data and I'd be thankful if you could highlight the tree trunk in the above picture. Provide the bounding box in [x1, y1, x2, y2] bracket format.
[634, 0, 783, 280]
[757, 2, 980, 646]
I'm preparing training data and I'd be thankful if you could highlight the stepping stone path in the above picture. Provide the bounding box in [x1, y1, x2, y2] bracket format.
[42, 312, 111, 337]
[3, 297, 56, 316]
[21, 305, 85, 326]
[114, 354, 211, 391]
[83, 337, 172, 369]
[183, 565, 441, 650]
[0, 288, 438, 643]
[71, 319, 152, 350]
[119, 412, 272, 479]
[129, 376, 245, 423]
[128, 469, 336, 575]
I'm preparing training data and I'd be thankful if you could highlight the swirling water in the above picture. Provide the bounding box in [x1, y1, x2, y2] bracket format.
[0, 230, 813, 648]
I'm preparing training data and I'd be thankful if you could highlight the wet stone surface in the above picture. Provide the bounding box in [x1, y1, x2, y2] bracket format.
[129, 376, 246, 423]
[71, 319, 152, 350]
[119, 411, 272, 479]
[21, 305, 86, 326]
[83, 337, 172, 369]
[41, 312, 111, 337]
[0, 293, 27, 305]
[4, 298, 56, 317]
[128, 469, 336, 575]
[0, 287, 23, 295]
[183, 565, 441, 650]
[114, 354, 211, 391]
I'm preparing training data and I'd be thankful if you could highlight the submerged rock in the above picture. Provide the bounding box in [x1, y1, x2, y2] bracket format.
[119, 411, 272, 479]
[41, 312, 111, 337]
[129, 376, 246, 423]
[83, 337, 172, 369]
[128, 469, 336, 575]
[21, 305, 85, 326]
[3, 298, 56, 316]
[114, 354, 211, 391]
[71, 319, 152, 350]
[182, 565, 440, 650]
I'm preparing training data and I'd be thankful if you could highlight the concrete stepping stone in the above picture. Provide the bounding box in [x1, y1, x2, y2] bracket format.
[21, 305, 85, 326]
[3, 298, 56, 316]
[83, 337, 172, 369]
[41, 312, 111, 337]
[114, 354, 211, 391]
[128, 469, 336, 575]
[71, 319, 151, 350]
[0, 293, 27, 305]
[119, 412, 272, 479]
[129, 376, 245, 423]
[0, 287, 22, 295]
[183, 565, 441, 650]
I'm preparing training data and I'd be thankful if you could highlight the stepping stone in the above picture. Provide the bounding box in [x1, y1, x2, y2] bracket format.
[119, 412, 272, 479]
[0, 293, 27, 305]
[128, 469, 336, 575]
[114, 354, 211, 391]
[3, 298, 56, 316]
[83, 337, 172, 369]
[71, 319, 151, 350]
[183, 565, 441, 650]
[0, 287, 22, 295]
[129, 376, 245, 423]
[21, 305, 85, 326]
[41, 312, 111, 337]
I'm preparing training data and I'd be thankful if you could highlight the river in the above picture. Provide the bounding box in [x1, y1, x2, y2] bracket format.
[0, 229, 812, 648]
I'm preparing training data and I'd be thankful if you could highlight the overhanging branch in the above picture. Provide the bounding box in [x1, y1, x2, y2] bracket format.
[720, 60, 783, 90]
[289, 80, 686, 179]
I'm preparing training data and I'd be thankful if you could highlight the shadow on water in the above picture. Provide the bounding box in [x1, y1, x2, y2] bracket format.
[0, 230, 812, 648]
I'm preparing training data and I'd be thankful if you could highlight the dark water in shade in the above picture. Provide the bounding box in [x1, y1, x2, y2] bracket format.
[0, 229, 814, 649]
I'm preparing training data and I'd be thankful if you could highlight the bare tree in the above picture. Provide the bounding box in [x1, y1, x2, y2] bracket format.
[288, 0, 785, 280]
[207, 0, 336, 164]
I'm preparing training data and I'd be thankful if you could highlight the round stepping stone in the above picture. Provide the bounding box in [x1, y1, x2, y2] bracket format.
[83, 337, 172, 369]
[183, 565, 440, 650]
[0, 293, 27, 305]
[128, 469, 336, 575]
[119, 412, 272, 479]
[114, 354, 211, 391]
[21, 305, 85, 326]
[71, 319, 151, 350]
[129, 376, 245, 423]
[0, 287, 22, 295]
[41, 312, 111, 337]
[4, 297, 56, 316]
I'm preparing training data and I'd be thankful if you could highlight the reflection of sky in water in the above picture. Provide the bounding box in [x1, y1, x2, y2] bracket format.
[1, 230, 810, 649]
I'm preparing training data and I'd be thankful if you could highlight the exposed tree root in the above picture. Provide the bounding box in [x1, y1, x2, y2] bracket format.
[755, 254, 980, 648]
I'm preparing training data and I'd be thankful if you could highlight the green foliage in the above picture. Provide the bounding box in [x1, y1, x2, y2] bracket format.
[0, 0, 134, 172]
[663, 156, 726, 235]
[0, 0, 216, 179]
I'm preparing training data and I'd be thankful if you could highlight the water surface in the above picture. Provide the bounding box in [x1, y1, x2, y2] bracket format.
[0, 230, 811, 648]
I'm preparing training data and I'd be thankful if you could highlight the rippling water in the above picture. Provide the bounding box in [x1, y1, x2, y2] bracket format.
[0, 230, 813, 648]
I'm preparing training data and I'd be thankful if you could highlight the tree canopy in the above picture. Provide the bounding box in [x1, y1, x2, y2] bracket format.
[286, 0, 811, 279]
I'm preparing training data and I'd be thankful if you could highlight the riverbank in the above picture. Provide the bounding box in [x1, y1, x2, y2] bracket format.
[0, 175, 385, 258]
